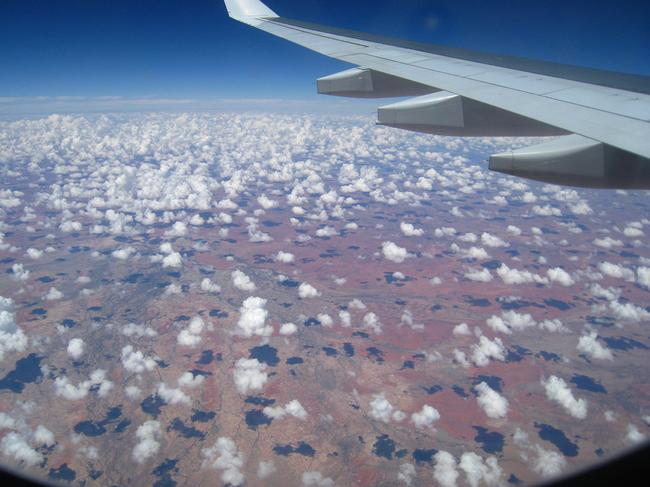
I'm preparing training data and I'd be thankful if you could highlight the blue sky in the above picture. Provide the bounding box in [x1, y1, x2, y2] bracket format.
[1, 0, 649, 113]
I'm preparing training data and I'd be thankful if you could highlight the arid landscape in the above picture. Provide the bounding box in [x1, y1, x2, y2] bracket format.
[0, 112, 648, 486]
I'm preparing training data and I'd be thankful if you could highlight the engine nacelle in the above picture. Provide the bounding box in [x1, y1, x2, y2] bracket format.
[377, 91, 567, 137]
[317, 68, 433, 98]
[489, 135, 650, 189]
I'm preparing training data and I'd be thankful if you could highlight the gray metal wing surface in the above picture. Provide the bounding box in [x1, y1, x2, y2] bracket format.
[224, 0, 650, 189]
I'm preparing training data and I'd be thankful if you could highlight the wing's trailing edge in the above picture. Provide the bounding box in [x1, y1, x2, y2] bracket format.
[225, 0, 650, 189]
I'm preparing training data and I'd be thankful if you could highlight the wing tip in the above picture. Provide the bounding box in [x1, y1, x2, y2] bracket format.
[224, 0, 278, 20]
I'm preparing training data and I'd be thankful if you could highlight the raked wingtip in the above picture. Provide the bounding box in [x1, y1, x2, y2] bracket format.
[224, 0, 278, 20]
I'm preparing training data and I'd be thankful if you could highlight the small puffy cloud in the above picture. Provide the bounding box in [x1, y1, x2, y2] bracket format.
[217, 199, 237, 210]
[609, 300, 650, 322]
[275, 251, 295, 263]
[0, 413, 16, 430]
[538, 319, 568, 333]
[232, 270, 256, 292]
[453, 323, 471, 336]
[577, 331, 613, 360]
[434, 227, 456, 238]
[33, 425, 55, 447]
[26, 248, 43, 260]
[625, 424, 646, 444]
[178, 371, 205, 389]
[233, 358, 268, 394]
[339, 310, 351, 327]
[398, 463, 416, 485]
[177, 316, 205, 347]
[507, 225, 522, 236]
[67, 338, 85, 360]
[284, 399, 308, 420]
[44, 287, 64, 301]
[189, 214, 204, 226]
[157, 383, 191, 405]
[369, 393, 405, 423]
[496, 264, 547, 285]
[532, 445, 567, 478]
[547, 267, 575, 286]
[400, 310, 423, 331]
[623, 226, 644, 237]
[279, 322, 297, 336]
[257, 194, 277, 209]
[122, 323, 157, 338]
[434, 451, 459, 487]
[125, 385, 142, 399]
[250, 222, 273, 241]
[459, 452, 503, 487]
[513, 428, 567, 477]
[604, 410, 617, 422]
[458, 233, 478, 243]
[569, 200, 592, 215]
[486, 310, 536, 335]
[257, 460, 276, 479]
[532, 204, 562, 217]
[593, 237, 623, 249]
[202, 437, 245, 486]
[363, 312, 382, 334]
[59, 221, 82, 233]
[162, 251, 182, 268]
[382, 241, 409, 263]
[464, 247, 489, 260]
[400, 222, 424, 237]
[464, 268, 493, 282]
[132, 421, 162, 464]
[542, 375, 587, 419]
[475, 382, 508, 419]
[521, 192, 537, 203]
[598, 262, 635, 281]
[316, 226, 337, 238]
[164, 283, 182, 296]
[11, 263, 29, 281]
[112, 247, 135, 260]
[0, 432, 43, 467]
[481, 233, 508, 248]
[411, 404, 440, 429]
[54, 369, 113, 400]
[302, 471, 334, 487]
[452, 348, 471, 368]
[165, 221, 188, 237]
[589, 283, 620, 301]
[317, 313, 333, 327]
[470, 336, 506, 367]
[200, 277, 221, 293]
[264, 399, 308, 421]
[637, 267, 650, 289]
[298, 282, 320, 299]
[0, 297, 28, 361]
[122, 345, 157, 374]
[236, 297, 271, 337]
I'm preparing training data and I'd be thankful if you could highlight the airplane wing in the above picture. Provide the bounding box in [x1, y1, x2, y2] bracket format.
[224, 0, 650, 189]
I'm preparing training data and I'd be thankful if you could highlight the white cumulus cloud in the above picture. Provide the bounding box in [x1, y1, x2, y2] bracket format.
[382, 241, 409, 263]
[475, 382, 508, 419]
[232, 270, 256, 291]
[233, 358, 268, 394]
[236, 297, 271, 337]
[202, 437, 245, 486]
[542, 375, 588, 419]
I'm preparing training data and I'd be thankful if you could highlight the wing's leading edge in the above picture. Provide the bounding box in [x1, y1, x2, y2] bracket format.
[224, 0, 650, 189]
